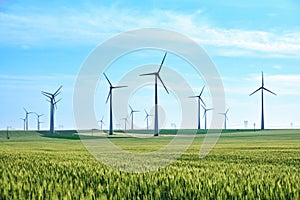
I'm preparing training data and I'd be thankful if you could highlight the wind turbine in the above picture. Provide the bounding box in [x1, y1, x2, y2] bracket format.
[202, 105, 213, 130]
[41, 85, 62, 134]
[140, 52, 169, 136]
[129, 105, 139, 130]
[219, 108, 229, 130]
[98, 116, 105, 132]
[189, 85, 206, 130]
[249, 72, 276, 130]
[23, 108, 33, 131]
[34, 113, 44, 131]
[144, 109, 152, 130]
[122, 116, 128, 131]
[20, 118, 26, 131]
[103, 73, 127, 135]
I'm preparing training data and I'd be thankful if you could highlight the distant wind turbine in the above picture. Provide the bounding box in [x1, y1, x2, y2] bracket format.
[144, 109, 152, 130]
[122, 116, 128, 131]
[202, 105, 213, 130]
[140, 52, 169, 136]
[23, 108, 33, 131]
[103, 73, 127, 135]
[219, 108, 229, 130]
[20, 118, 26, 131]
[129, 105, 139, 130]
[41, 85, 62, 134]
[249, 72, 276, 130]
[189, 85, 206, 130]
[34, 113, 44, 131]
[98, 116, 105, 132]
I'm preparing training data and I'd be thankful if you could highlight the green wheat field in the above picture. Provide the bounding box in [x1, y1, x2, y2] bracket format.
[1, 129, 299, 199]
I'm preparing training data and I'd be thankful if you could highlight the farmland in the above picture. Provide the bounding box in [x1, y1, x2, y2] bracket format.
[0, 130, 299, 199]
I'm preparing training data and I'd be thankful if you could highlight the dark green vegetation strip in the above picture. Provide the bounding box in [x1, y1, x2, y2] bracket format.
[0, 130, 299, 199]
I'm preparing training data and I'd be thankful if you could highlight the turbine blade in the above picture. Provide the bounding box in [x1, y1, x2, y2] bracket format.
[105, 90, 111, 104]
[262, 71, 264, 87]
[113, 85, 127, 89]
[200, 97, 206, 107]
[129, 105, 133, 112]
[157, 75, 169, 94]
[54, 85, 63, 96]
[54, 91, 61, 98]
[41, 91, 52, 96]
[23, 107, 28, 113]
[263, 87, 276, 95]
[249, 87, 262, 96]
[201, 105, 206, 110]
[54, 98, 61, 110]
[140, 72, 156, 76]
[199, 85, 205, 96]
[226, 108, 229, 114]
[103, 73, 112, 87]
[42, 93, 52, 99]
[157, 52, 167, 73]
[55, 98, 62, 104]
[189, 95, 198, 98]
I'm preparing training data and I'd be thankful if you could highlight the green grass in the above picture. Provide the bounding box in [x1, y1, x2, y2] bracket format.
[0, 129, 299, 199]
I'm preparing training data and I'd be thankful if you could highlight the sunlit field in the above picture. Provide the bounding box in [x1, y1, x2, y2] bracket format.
[1, 129, 299, 199]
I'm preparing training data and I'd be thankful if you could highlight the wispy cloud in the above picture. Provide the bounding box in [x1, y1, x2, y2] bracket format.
[0, 4, 300, 58]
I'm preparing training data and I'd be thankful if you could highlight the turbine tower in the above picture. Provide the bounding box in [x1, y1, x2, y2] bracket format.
[129, 105, 139, 130]
[23, 108, 33, 131]
[140, 52, 169, 136]
[34, 113, 44, 131]
[98, 116, 105, 132]
[144, 109, 152, 130]
[219, 108, 229, 130]
[189, 85, 206, 130]
[202, 105, 213, 130]
[20, 118, 26, 131]
[41, 85, 62, 134]
[249, 72, 276, 130]
[103, 73, 127, 135]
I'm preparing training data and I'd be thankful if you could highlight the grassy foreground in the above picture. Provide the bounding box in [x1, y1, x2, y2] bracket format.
[0, 130, 299, 199]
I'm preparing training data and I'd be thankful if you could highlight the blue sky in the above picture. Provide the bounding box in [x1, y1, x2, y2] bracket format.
[0, 0, 299, 130]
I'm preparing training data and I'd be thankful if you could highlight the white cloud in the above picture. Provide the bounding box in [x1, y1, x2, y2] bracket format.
[0, 5, 300, 58]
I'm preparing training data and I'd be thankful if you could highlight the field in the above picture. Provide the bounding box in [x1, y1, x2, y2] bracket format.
[0, 129, 299, 199]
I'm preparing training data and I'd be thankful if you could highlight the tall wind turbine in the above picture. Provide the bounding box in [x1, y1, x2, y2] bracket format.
[41, 85, 62, 134]
[98, 116, 105, 132]
[140, 52, 169, 136]
[23, 108, 33, 131]
[249, 72, 276, 130]
[20, 118, 26, 131]
[189, 85, 206, 130]
[34, 113, 44, 131]
[144, 109, 152, 130]
[103, 73, 127, 135]
[202, 105, 213, 130]
[219, 108, 229, 130]
[129, 105, 139, 130]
